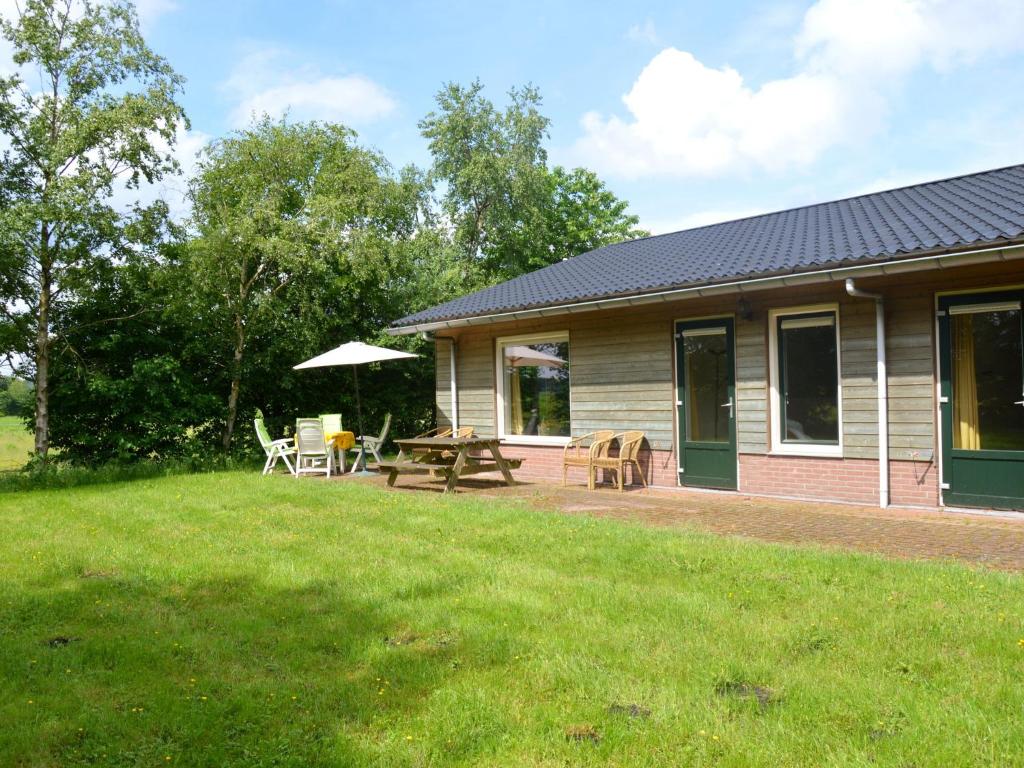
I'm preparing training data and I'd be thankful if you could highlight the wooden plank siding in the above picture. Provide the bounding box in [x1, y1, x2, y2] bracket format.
[569, 313, 675, 449]
[428, 258, 1024, 466]
[735, 316, 768, 453]
[839, 299, 880, 460]
[434, 339, 452, 429]
[453, 333, 496, 435]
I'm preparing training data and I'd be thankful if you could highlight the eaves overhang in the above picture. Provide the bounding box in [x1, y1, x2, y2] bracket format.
[388, 240, 1024, 336]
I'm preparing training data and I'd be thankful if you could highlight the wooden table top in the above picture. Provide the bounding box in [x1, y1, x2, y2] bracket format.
[393, 436, 501, 449]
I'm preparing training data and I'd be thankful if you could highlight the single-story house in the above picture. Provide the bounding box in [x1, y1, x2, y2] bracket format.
[389, 165, 1024, 511]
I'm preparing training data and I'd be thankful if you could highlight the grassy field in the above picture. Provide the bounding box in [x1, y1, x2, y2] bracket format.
[0, 415, 32, 470]
[1, 472, 1022, 767]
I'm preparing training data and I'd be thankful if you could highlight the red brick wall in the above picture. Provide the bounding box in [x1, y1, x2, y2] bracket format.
[889, 458, 939, 507]
[738, 454, 939, 507]
[738, 454, 880, 504]
[487, 445, 940, 508]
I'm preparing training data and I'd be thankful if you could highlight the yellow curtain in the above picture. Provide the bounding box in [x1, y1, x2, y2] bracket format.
[952, 316, 980, 450]
[686, 351, 701, 441]
[509, 368, 524, 434]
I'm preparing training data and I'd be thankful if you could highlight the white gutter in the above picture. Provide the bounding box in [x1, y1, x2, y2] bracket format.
[388, 242, 1024, 335]
[845, 278, 889, 508]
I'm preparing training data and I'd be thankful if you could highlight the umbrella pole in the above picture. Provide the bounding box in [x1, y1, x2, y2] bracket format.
[352, 365, 374, 476]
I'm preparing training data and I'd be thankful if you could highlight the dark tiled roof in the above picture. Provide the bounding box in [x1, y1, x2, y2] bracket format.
[393, 164, 1024, 328]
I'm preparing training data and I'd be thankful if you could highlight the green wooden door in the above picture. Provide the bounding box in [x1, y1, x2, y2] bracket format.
[938, 291, 1024, 510]
[675, 318, 737, 490]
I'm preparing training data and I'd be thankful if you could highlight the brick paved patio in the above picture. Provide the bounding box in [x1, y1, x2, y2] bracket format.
[358, 473, 1024, 572]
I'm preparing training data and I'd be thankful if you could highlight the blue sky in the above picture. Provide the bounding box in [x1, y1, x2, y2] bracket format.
[129, 0, 1024, 232]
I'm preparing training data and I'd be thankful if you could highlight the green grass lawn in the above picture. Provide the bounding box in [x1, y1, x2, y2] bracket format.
[1, 472, 1023, 766]
[0, 415, 32, 470]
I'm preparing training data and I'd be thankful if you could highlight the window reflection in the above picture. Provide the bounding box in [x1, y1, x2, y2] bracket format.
[951, 309, 1024, 450]
[502, 340, 570, 437]
[683, 331, 729, 443]
[778, 314, 839, 444]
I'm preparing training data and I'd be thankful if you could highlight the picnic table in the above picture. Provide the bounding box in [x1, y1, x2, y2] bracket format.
[378, 436, 522, 493]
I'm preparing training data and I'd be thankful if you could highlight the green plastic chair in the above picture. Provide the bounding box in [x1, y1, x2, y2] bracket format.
[254, 417, 297, 476]
[320, 413, 342, 434]
[320, 413, 345, 471]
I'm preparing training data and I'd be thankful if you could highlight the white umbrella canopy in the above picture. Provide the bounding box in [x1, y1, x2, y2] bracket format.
[502, 344, 566, 369]
[293, 341, 417, 369]
[293, 341, 418, 474]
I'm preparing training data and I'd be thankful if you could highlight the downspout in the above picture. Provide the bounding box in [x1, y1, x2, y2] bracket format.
[449, 338, 458, 431]
[845, 279, 889, 508]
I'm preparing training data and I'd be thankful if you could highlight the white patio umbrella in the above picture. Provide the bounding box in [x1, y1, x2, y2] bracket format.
[293, 341, 417, 475]
[503, 345, 566, 368]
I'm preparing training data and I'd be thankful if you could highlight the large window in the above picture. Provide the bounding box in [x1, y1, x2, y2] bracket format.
[769, 306, 842, 456]
[496, 333, 571, 443]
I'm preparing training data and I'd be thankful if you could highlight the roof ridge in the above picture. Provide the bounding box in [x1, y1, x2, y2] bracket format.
[636, 162, 1024, 242]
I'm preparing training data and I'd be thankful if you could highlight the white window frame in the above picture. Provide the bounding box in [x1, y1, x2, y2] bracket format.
[768, 303, 844, 457]
[495, 331, 572, 446]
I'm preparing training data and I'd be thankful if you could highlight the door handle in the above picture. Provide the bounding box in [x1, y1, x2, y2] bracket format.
[720, 399, 734, 417]
[1015, 400, 1024, 406]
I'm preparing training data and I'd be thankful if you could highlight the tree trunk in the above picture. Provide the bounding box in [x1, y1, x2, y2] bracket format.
[221, 314, 245, 453]
[34, 232, 51, 462]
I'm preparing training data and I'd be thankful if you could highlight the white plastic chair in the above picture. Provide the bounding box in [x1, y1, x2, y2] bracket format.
[349, 413, 391, 472]
[255, 417, 296, 476]
[295, 418, 334, 478]
[320, 413, 346, 472]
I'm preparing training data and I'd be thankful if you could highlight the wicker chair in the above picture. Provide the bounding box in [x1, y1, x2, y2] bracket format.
[562, 430, 615, 490]
[591, 431, 648, 492]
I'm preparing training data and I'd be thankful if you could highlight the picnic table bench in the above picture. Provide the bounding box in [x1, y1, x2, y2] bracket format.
[377, 436, 522, 493]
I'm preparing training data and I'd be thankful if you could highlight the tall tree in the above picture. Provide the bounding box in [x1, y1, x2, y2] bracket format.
[419, 80, 551, 280]
[186, 117, 425, 452]
[0, 0, 187, 461]
[540, 166, 647, 269]
[419, 80, 647, 281]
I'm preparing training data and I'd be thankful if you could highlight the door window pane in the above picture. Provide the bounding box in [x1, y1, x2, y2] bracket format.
[951, 309, 1024, 450]
[683, 331, 729, 442]
[779, 314, 839, 443]
[502, 340, 570, 437]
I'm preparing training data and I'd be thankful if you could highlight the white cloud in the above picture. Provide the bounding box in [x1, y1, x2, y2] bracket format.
[575, 49, 848, 178]
[574, 0, 1024, 179]
[223, 48, 397, 129]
